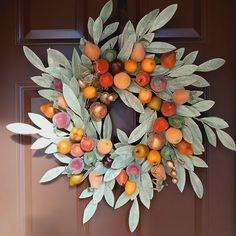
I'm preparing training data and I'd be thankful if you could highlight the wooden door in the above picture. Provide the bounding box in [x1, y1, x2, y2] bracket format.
[0, 0, 235, 236]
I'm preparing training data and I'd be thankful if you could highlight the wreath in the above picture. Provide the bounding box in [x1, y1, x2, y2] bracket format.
[7, 1, 236, 232]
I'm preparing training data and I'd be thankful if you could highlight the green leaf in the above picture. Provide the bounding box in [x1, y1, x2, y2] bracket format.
[111, 154, 133, 169]
[117, 38, 134, 62]
[119, 21, 136, 48]
[88, 17, 94, 38]
[103, 114, 112, 139]
[66, 109, 84, 128]
[47, 48, 71, 69]
[169, 65, 198, 77]
[72, 48, 81, 77]
[100, 22, 119, 41]
[149, 4, 178, 32]
[6, 123, 39, 134]
[189, 171, 204, 199]
[104, 168, 121, 182]
[146, 42, 176, 53]
[91, 119, 102, 136]
[129, 198, 139, 232]
[83, 200, 97, 224]
[31, 75, 53, 88]
[185, 117, 202, 142]
[197, 58, 225, 72]
[141, 173, 153, 199]
[101, 36, 118, 52]
[191, 74, 210, 87]
[31, 137, 51, 149]
[114, 145, 133, 155]
[117, 129, 128, 143]
[40, 166, 65, 183]
[177, 154, 194, 171]
[191, 156, 208, 168]
[175, 48, 185, 60]
[192, 100, 215, 112]
[23, 46, 45, 71]
[127, 82, 142, 94]
[216, 129, 236, 151]
[53, 153, 72, 164]
[115, 192, 130, 209]
[79, 188, 94, 199]
[192, 137, 205, 155]
[167, 75, 197, 90]
[139, 186, 150, 209]
[28, 112, 53, 129]
[176, 105, 201, 117]
[182, 125, 193, 143]
[104, 189, 115, 207]
[45, 67, 72, 80]
[81, 55, 92, 69]
[200, 117, 229, 129]
[93, 183, 105, 204]
[45, 143, 57, 154]
[139, 107, 154, 123]
[175, 163, 186, 192]
[203, 124, 217, 147]
[93, 17, 103, 45]
[183, 51, 199, 65]
[99, 0, 113, 23]
[69, 77, 80, 97]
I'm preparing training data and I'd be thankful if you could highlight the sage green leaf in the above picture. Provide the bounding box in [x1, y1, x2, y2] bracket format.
[45, 143, 57, 154]
[140, 33, 155, 47]
[127, 82, 142, 94]
[31, 137, 51, 149]
[47, 48, 71, 69]
[88, 17, 94, 38]
[156, 90, 172, 101]
[114, 145, 133, 155]
[185, 117, 202, 142]
[83, 200, 97, 224]
[38, 89, 61, 101]
[69, 77, 80, 97]
[103, 114, 112, 139]
[117, 38, 134, 62]
[139, 107, 154, 123]
[192, 137, 205, 155]
[66, 109, 84, 128]
[216, 129, 236, 151]
[31, 75, 53, 88]
[191, 74, 210, 87]
[129, 198, 139, 232]
[93, 183, 105, 204]
[91, 119, 102, 136]
[104, 189, 115, 207]
[116, 129, 128, 143]
[175, 163, 186, 192]
[182, 125, 193, 143]
[28, 112, 53, 129]
[101, 36, 118, 52]
[100, 22, 119, 41]
[200, 117, 229, 129]
[146, 42, 176, 53]
[189, 171, 204, 199]
[40, 166, 65, 183]
[94, 164, 107, 175]
[139, 185, 150, 209]
[177, 154, 194, 171]
[197, 58, 225, 72]
[53, 153, 72, 164]
[72, 48, 81, 77]
[141, 173, 153, 199]
[191, 156, 208, 168]
[175, 48, 185, 60]
[106, 179, 116, 190]
[167, 75, 197, 90]
[86, 122, 98, 139]
[149, 4, 177, 32]
[115, 192, 130, 209]
[169, 65, 198, 77]
[93, 17, 103, 45]
[81, 55, 92, 69]
[111, 154, 133, 169]
[79, 188, 94, 199]
[203, 124, 217, 147]
[63, 84, 81, 116]
[119, 21, 136, 48]
[99, 0, 113, 23]
[104, 168, 121, 182]
[45, 67, 72, 80]
[183, 51, 199, 65]
[176, 105, 201, 117]
[23, 46, 45, 71]
[141, 160, 152, 173]
[192, 100, 215, 112]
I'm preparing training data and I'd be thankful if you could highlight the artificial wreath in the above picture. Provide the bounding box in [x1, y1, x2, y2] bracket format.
[7, 1, 236, 232]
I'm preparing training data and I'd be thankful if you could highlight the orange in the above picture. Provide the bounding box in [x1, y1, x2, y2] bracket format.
[57, 139, 72, 155]
[131, 42, 146, 62]
[40, 103, 58, 119]
[147, 150, 162, 165]
[165, 128, 183, 144]
[173, 89, 190, 105]
[99, 72, 113, 88]
[93, 59, 109, 74]
[138, 89, 152, 104]
[153, 117, 169, 132]
[176, 140, 193, 155]
[135, 71, 150, 86]
[148, 96, 162, 111]
[82, 86, 97, 99]
[125, 180, 137, 195]
[141, 58, 156, 73]
[124, 59, 138, 73]
[160, 51, 177, 69]
[84, 41, 101, 61]
[57, 96, 68, 109]
[114, 72, 131, 90]
[161, 101, 176, 117]
[70, 127, 84, 142]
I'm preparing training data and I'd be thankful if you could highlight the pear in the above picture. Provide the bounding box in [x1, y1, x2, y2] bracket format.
[131, 42, 145, 62]
[84, 41, 101, 60]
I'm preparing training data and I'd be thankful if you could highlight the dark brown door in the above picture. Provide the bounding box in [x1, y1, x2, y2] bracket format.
[0, 0, 235, 236]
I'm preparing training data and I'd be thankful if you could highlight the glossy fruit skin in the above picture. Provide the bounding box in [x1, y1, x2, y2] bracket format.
[89, 170, 103, 188]
[131, 42, 146, 62]
[54, 78, 63, 92]
[165, 127, 183, 144]
[109, 59, 123, 75]
[69, 174, 84, 186]
[40, 103, 58, 119]
[70, 127, 84, 142]
[160, 51, 176, 69]
[133, 144, 149, 158]
[125, 180, 137, 195]
[93, 59, 109, 74]
[102, 154, 113, 168]
[84, 41, 101, 60]
[126, 162, 141, 178]
[150, 75, 167, 92]
[160, 146, 175, 160]
[141, 58, 156, 73]
[147, 150, 162, 165]
[97, 139, 113, 155]
[116, 169, 128, 186]
[57, 96, 68, 109]
[101, 48, 117, 63]
[176, 140, 193, 155]
[147, 133, 165, 150]
[82, 86, 97, 99]
[52, 111, 71, 129]
[153, 117, 169, 132]
[89, 102, 107, 120]
[168, 115, 185, 128]
[151, 164, 166, 181]
[99, 72, 113, 88]
[84, 151, 97, 166]
[57, 140, 72, 155]
[173, 89, 190, 105]
[70, 143, 84, 158]
[161, 102, 176, 117]
[80, 137, 95, 152]
[114, 72, 131, 90]
[135, 71, 150, 86]
[124, 59, 138, 73]
[148, 96, 162, 111]
[138, 89, 153, 104]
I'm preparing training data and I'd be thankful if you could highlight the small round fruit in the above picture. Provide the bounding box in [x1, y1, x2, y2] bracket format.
[173, 89, 190, 105]
[80, 137, 95, 152]
[161, 146, 175, 160]
[150, 75, 167, 92]
[131, 42, 146, 62]
[148, 96, 162, 111]
[69, 174, 84, 186]
[84, 151, 97, 166]
[114, 72, 131, 90]
[84, 41, 101, 60]
[168, 115, 185, 128]
[54, 78, 63, 92]
[89, 102, 107, 120]
[57, 140, 72, 155]
[147, 133, 165, 150]
[126, 163, 141, 178]
[147, 150, 162, 165]
[116, 169, 128, 186]
[70, 144, 84, 158]
[133, 144, 149, 158]
[135, 71, 150, 86]
[97, 139, 113, 155]
[40, 103, 58, 119]
[83, 86, 97, 99]
[160, 51, 176, 69]
[108, 93, 118, 102]
[125, 180, 137, 195]
[165, 127, 183, 144]
[166, 160, 175, 169]
[57, 96, 68, 109]
[70, 127, 84, 142]
[100, 92, 110, 104]
[172, 178, 178, 184]
[52, 111, 71, 129]
[151, 164, 166, 181]
[101, 48, 117, 63]
[170, 170, 177, 178]
[124, 59, 138, 73]
[138, 89, 152, 104]
[109, 59, 123, 75]
[89, 170, 103, 189]
[161, 101, 176, 117]
[153, 117, 169, 132]
[176, 140, 193, 155]
[93, 58, 109, 74]
[99, 72, 113, 88]
[141, 58, 156, 73]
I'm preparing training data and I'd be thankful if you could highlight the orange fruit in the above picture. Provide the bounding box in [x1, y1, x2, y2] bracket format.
[173, 89, 190, 105]
[161, 101, 176, 117]
[131, 42, 146, 62]
[99, 72, 113, 88]
[70, 127, 84, 142]
[160, 51, 176, 69]
[135, 71, 150, 87]
[165, 128, 183, 144]
[82, 86, 97, 99]
[116, 169, 128, 186]
[176, 140, 193, 155]
[40, 103, 58, 119]
[133, 144, 149, 158]
[153, 117, 169, 132]
[57, 139, 72, 155]
[125, 180, 137, 195]
[124, 59, 138, 73]
[57, 96, 68, 109]
[93, 59, 109, 74]
[148, 96, 162, 111]
[147, 150, 162, 165]
[84, 41, 101, 61]
[138, 89, 152, 104]
[141, 58, 156, 73]
[96, 139, 113, 155]
[114, 72, 131, 90]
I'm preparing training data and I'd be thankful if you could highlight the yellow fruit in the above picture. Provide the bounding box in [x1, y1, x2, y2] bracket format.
[125, 180, 137, 195]
[124, 60, 138, 73]
[148, 96, 162, 111]
[131, 42, 146, 62]
[138, 89, 152, 104]
[69, 174, 84, 186]
[97, 139, 113, 155]
[141, 58, 156, 73]
[165, 128, 183, 144]
[84, 41, 101, 60]
[70, 127, 84, 142]
[83, 86, 97, 99]
[57, 140, 72, 155]
[147, 150, 162, 165]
